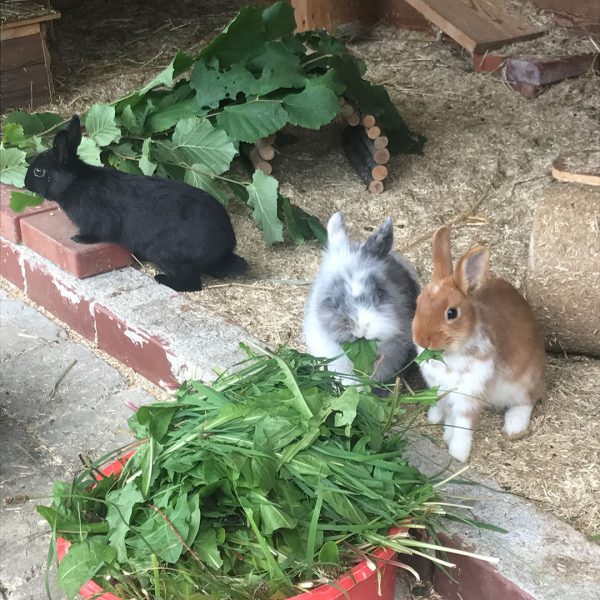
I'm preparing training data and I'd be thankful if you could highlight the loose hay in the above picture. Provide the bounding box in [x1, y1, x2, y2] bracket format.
[8, 5, 600, 537]
[527, 183, 600, 356]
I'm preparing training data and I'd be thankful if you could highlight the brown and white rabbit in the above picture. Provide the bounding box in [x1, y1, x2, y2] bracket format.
[412, 226, 545, 462]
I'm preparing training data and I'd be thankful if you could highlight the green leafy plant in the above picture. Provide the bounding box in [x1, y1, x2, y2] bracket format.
[342, 338, 378, 376]
[414, 348, 445, 365]
[0, 1, 423, 246]
[40, 345, 495, 600]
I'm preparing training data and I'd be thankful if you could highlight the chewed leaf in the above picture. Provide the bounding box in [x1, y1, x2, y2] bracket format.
[342, 338, 378, 376]
[10, 190, 44, 212]
[414, 348, 445, 365]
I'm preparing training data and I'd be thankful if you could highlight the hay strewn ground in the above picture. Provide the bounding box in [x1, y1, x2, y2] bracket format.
[14, 2, 600, 537]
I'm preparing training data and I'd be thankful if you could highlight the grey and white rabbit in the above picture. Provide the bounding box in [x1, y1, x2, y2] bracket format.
[303, 212, 420, 382]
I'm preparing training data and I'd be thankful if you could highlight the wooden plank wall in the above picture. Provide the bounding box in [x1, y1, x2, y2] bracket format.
[0, 23, 53, 111]
[290, 0, 430, 32]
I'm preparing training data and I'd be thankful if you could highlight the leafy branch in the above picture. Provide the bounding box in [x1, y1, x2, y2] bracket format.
[0, 1, 423, 246]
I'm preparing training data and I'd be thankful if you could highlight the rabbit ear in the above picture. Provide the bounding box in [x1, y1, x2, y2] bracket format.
[53, 115, 81, 164]
[53, 130, 70, 164]
[65, 115, 82, 152]
[454, 247, 489, 293]
[363, 217, 393, 258]
[432, 226, 453, 280]
[327, 212, 349, 250]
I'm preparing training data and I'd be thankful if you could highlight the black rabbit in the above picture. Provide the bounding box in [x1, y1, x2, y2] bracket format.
[24, 115, 248, 291]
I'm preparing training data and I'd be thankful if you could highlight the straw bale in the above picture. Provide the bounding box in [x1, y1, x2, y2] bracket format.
[527, 183, 600, 356]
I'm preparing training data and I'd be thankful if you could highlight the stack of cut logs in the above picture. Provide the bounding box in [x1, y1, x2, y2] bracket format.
[340, 98, 390, 194]
[240, 134, 276, 175]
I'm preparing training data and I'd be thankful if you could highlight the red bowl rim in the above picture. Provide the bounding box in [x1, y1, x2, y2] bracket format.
[56, 453, 403, 600]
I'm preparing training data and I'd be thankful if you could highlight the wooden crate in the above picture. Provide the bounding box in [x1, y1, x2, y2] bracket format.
[1, 9, 61, 111]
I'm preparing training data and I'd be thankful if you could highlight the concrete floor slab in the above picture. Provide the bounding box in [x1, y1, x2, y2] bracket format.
[0, 291, 158, 600]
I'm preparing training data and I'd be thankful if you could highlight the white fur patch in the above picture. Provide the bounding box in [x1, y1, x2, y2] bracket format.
[503, 405, 533, 437]
[350, 279, 365, 297]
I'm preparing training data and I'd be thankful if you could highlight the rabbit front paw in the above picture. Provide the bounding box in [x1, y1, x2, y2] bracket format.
[448, 430, 472, 463]
[427, 402, 445, 424]
[502, 405, 533, 439]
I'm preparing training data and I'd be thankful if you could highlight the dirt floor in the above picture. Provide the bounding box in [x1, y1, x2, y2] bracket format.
[13, 1, 600, 538]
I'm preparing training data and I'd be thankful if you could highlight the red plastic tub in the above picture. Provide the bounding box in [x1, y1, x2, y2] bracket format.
[56, 455, 399, 600]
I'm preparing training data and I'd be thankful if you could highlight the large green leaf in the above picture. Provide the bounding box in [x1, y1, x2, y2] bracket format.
[131, 495, 190, 563]
[257, 497, 297, 534]
[1, 123, 27, 146]
[106, 485, 144, 562]
[245, 41, 305, 93]
[191, 59, 257, 110]
[194, 528, 223, 569]
[192, 42, 305, 112]
[118, 105, 142, 135]
[282, 79, 340, 129]
[279, 195, 326, 245]
[158, 118, 236, 175]
[145, 97, 199, 134]
[139, 138, 157, 176]
[263, 0, 296, 40]
[246, 170, 283, 245]
[184, 165, 230, 205]
[84, 105, 121, 147]
[3, 111, 63, 136]
[217, 100, 288, 143]
[77, 136, 102, 166]
[57, 540, 117, 600]
[200, 6, 266, 68]
[139, 50, 194, 95]
[0, 145, 27, 187]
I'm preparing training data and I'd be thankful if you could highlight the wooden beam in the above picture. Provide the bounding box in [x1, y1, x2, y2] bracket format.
[0, 22, 40, 41]
[403, 0, 545, 53]
[506, 54, 599, 86]
[552, 154, 600, 187]
[0, 10, 61, 30]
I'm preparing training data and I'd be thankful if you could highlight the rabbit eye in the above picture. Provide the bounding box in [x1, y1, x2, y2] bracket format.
[33, 167, 46, 178]
[446, 307, 459, 321]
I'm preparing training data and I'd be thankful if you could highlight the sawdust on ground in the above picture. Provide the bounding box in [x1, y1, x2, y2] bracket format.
[9, 3, 600, 538]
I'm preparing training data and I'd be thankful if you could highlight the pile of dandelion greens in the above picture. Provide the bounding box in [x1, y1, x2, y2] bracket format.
[39, 344, 497, 600]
